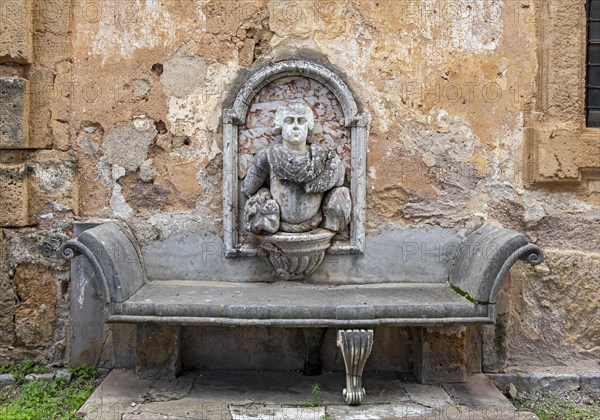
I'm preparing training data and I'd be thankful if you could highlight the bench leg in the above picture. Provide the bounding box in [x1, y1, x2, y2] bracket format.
[303, 328, 327, 376]
[336, 329, 374, 405]
[136, 324, 182, 379]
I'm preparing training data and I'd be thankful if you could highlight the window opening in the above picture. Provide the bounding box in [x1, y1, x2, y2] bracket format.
[586, 0, 600, 127]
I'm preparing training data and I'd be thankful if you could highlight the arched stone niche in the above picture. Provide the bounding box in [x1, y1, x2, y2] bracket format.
[223, 60, 368, 257]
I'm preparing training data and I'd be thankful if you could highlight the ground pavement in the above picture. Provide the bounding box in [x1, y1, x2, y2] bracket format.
[78, 370, 537, 419]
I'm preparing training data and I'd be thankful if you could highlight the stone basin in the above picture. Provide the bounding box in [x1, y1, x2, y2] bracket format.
[253, 228, 336, 280]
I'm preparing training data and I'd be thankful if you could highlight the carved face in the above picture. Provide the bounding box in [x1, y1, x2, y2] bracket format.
[274, 103, 314, 147]
[281, 112, 309, 145]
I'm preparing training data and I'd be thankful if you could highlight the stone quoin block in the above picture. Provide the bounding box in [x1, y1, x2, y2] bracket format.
[0, 0, 33, 63]
[0, 77, 30, 148]
[0, 163, 29, 226]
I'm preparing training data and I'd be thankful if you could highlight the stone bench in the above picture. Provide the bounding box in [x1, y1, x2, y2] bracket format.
[59, 221, 543, 405]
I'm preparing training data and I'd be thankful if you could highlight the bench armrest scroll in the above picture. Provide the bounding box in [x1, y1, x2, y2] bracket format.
[59, 222, 146, 304]
[450, 225, 544, 304]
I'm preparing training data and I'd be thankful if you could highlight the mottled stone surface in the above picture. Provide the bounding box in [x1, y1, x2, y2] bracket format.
[26, 151, 78, 222]
[118, 281, 486, 324]
[488, 372, 585, 393]
[108, 324, 137, 369]
[0, 77, 29, 148]
[69, 222, 106, 367]
[0, 164, 28, 226]
[0, 0, 32, 63]
[103, 121, 158, 172]
[0, 374, 15, 386]
[78, 370, 525, 419]
[123, 181, 170, 214]
[482, 318, 509, 372]
[54, 370, 72, 382]
[580, 373, 600, 393]
[136, 324, 181, 379]
[465, 325, 483, 373]
[403, 382, 453, 409]
[142, 227, 460, 284]
[0, 225, 70, 364]
[139, 159, 157, 182]
[0, 231, 10, 313]
[493, 250, 600, 371]
[0, 0, 73, 368]
[0, 315, 15, 348]
[442, 374, 517, 414]
[77, 369, 152, 419]
[14, 264, 57, 348]
[161, 55, 206, 98]
[230, 405, 325, 419]
[24, 373, 55, 383]
[0, 151, 77, 363]
[302, 328, 326, 375]
[131, 79, 152, 101]
[414, 326, 467, 384]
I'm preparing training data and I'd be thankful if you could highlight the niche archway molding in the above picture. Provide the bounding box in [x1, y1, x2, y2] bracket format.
[223, 60, 369, 257]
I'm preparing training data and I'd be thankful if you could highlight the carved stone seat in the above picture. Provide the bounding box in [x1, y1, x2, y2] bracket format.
[112, 281, 489, 324]
[60, 221, 543, 405]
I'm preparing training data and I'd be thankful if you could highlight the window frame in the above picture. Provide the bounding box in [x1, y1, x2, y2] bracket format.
[526, 0, 600, 186]
[585, 0, 600, 127]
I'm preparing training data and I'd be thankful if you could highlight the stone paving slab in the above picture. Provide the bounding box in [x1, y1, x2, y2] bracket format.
[328, 402, 433, 419]
[142, 397, 232, 420]
[403, 382, 453, 409]
[78, 370, 536, 420]
[123, 414, 191, 420]
[189, 370, 408, 405]
[489, 372, 600, 393]
[443, 373, 517, 414]
[229, 405, 325, 420]
[78, 370, 155, 419]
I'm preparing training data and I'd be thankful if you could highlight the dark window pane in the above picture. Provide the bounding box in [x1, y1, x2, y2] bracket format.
[587, 110, 600, 127]
[591, 45, 600, 61]
[587, 88, 600, 107]
[591, 22, 600, 41]
[592, 1, 600, 20]
[589, 66, 600, 83]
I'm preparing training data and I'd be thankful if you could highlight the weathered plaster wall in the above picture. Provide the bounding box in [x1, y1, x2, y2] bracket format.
[1, 1, 598, 372]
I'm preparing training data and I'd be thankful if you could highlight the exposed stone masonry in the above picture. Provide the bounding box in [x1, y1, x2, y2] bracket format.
[0, 0, 74, 365]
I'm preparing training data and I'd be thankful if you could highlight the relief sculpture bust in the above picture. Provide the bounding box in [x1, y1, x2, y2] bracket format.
[242, 102, 352, 280]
